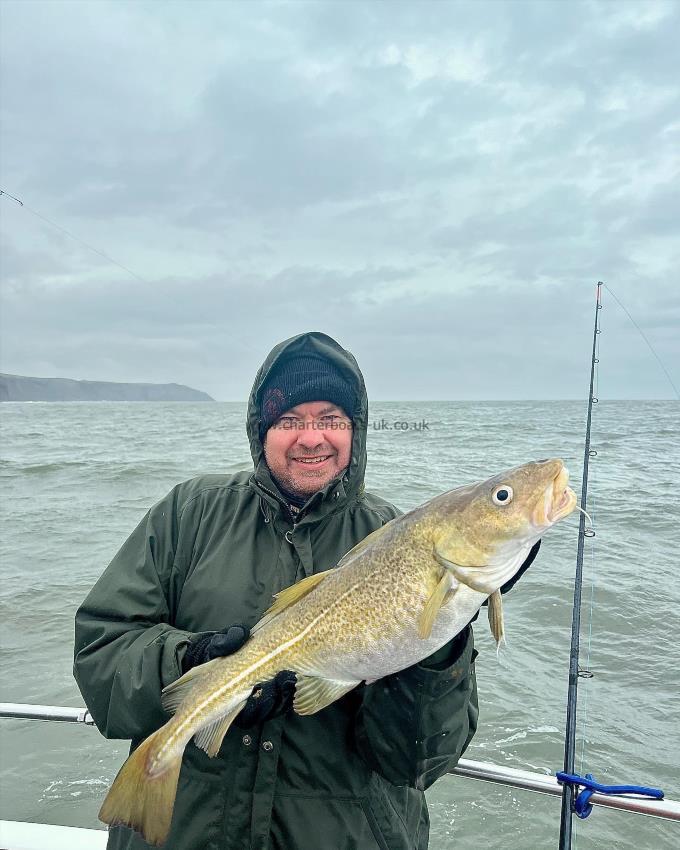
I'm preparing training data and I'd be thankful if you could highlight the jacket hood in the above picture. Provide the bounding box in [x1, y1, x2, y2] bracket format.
[247, 331, 368, 514]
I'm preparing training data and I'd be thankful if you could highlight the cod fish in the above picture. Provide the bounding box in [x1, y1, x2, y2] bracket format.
[100, 458, 577, 845]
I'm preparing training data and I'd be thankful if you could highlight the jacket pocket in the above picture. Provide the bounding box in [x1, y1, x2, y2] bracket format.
[271, 793, 383, 850]
[361, 773, 418, 850]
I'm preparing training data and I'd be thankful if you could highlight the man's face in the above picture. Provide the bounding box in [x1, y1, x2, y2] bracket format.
[263, 400, 353, 500]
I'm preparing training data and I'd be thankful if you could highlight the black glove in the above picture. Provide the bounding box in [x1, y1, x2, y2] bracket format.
[182, 624, 296, 727]
[233, 669, 297, 729]
[182, 624, 250, 671]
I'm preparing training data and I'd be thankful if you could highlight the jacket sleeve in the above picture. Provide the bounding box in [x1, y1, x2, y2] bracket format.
[353, 626, 479, 790]
[73, 485, 198, 741]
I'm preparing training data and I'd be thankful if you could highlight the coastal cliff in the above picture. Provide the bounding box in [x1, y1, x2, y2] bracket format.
[0, 373, 215, 402]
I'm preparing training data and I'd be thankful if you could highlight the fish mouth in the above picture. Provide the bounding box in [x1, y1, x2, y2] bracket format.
[534, 463, 577, 527]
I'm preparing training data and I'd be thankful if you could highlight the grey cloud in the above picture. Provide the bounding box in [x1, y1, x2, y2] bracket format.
[3, 252, 675, 400]
[1, 0, 678, 399]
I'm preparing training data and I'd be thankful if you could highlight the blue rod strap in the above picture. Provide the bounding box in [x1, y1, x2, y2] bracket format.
[556, 772, 665, 820]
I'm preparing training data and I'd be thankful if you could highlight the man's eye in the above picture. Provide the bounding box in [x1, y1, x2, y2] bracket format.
[277, 417, 297, 427]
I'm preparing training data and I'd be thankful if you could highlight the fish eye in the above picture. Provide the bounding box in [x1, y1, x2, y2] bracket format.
[492, 485, 513, 506]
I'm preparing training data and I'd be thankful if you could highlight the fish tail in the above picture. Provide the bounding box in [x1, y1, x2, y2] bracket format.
[99, 725, 182, 847]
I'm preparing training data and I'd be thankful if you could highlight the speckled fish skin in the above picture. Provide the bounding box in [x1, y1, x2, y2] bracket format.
[158, 457, 574, 760]
[99, 458, 576, 845]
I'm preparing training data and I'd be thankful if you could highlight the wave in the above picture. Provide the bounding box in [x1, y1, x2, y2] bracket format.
[0, 460, 89, 474]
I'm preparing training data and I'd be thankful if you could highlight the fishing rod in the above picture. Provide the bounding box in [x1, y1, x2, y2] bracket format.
[558, 282, 602, 848]
[556, 282, 678, 844]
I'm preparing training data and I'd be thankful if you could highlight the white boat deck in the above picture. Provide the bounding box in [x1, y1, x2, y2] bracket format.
[0, 820, 107, 850]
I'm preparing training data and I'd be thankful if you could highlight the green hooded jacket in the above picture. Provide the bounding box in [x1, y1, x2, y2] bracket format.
[74, 331, 478, 850]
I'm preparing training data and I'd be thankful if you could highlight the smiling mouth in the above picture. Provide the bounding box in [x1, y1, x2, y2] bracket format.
[292, 455, 333, 465]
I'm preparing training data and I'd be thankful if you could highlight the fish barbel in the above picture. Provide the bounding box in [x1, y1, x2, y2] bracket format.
[99, 458, 577, 845]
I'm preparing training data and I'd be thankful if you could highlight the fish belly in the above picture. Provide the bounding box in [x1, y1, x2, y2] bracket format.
[307, 583, 486, 683]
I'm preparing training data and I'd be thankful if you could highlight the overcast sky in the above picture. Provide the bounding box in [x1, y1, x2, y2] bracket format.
[1, 0, 678, 400]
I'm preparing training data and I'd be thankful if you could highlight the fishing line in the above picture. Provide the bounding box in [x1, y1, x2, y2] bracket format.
[1, 187, 261, 359]
[602, 283, 679, 400]
[0, 188, 150, 284]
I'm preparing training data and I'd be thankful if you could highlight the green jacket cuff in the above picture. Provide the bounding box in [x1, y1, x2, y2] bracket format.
[160, 628, 196, 687]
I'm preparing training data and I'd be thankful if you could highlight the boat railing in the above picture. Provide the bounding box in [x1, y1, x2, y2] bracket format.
[1, 702, 679, 823]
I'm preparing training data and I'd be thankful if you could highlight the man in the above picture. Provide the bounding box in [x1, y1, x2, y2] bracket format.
[74, 331, 483, 850]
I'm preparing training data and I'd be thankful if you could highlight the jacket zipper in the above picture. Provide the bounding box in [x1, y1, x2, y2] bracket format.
[256, 481, 299, 536]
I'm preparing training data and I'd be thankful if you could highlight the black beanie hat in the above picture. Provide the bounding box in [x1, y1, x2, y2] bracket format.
[259, 354, 355, 440]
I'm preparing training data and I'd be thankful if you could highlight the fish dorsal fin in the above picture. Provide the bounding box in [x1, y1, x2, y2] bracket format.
[336, 521, 394, 568]
[293, 675, 359, 715]
[418, 571, 456, 639]
[487, 590, 505, 648]
[161, 659, 219, 715]
[251, 570, 332, 635]
[193, 692, 251, 757]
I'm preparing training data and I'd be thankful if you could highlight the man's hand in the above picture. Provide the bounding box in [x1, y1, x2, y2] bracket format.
[182, 624, 296, 727]
[233, 669, 297, 729]
[183, 625, 251, 669]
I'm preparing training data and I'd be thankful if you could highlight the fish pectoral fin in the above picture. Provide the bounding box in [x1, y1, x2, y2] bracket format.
[418, 571, 454, 640]
[193, 693, 251, 757]
[161, 659, 219, 715]
[293, 675, 359, 715]
[434, 548, 514, 594]
[487, 590, 505, 648]
[336, 521, 394, 568]
[251, 570, 333, 635]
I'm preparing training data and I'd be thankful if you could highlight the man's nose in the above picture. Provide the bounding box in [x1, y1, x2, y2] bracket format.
[295, 419, 326, 448]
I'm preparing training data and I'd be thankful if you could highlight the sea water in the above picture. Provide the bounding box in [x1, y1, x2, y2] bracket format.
[1, 400, 678, 849]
